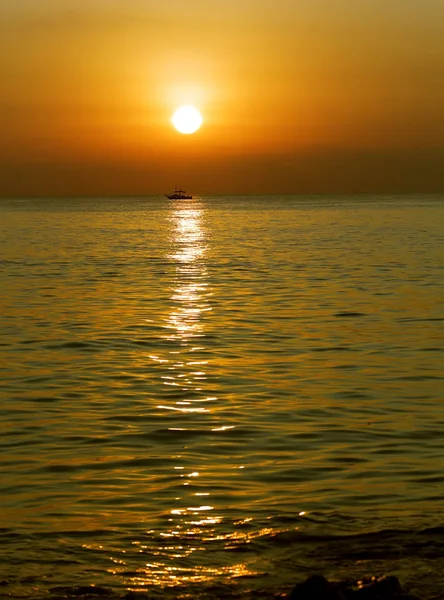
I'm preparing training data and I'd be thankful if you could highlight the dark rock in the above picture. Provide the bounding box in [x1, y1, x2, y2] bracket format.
[351, 575, 402, 599]
[289, 575, 346, 600]
[287, 575, 420, 600]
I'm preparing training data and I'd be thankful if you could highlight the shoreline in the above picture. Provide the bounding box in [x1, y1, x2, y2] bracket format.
[2, 575, 438, 600]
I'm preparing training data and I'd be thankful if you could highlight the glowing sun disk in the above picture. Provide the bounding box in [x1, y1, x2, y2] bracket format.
[172, 105, 203, 134]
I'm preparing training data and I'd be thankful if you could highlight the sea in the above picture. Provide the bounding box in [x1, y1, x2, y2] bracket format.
[0, 194, 443, 599]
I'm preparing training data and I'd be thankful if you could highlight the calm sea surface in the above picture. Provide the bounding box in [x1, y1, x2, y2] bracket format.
[1, 195, 443, 599]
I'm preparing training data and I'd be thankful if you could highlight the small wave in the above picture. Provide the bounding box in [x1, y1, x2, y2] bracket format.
[312, 346, 353, 352]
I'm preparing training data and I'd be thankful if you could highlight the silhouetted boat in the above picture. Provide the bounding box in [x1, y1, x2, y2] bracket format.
[165, 187, 192, 200]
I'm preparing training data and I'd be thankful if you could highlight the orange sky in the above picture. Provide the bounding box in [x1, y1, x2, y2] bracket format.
[1, 0, 443, 196]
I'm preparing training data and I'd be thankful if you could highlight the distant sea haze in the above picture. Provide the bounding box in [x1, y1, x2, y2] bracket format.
[0, 194, 443, 599]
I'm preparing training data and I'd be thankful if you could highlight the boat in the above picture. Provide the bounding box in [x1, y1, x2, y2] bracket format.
[165, 187, 193, 200]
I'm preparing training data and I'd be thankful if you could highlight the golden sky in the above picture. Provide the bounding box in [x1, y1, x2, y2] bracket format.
[1, 0, 443, 196]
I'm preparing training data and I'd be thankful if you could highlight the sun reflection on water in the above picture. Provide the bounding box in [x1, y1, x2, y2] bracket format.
[155, 200, 213, 417]
[164, 203, 210, 344]
[116, 200, 261, 589]
[111, 519, 273, 589]
[121, 563, 258, 589]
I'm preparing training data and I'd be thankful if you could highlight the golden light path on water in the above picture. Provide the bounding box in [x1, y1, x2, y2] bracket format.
[118, 200, 267, 590]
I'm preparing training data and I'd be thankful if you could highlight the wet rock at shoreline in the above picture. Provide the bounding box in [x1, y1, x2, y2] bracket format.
[289, 575, 421, 600]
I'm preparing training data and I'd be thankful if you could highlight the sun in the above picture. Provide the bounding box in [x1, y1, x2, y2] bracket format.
[172, 105, 203, 134]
